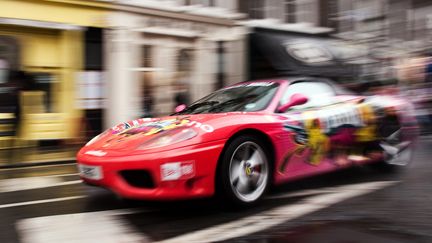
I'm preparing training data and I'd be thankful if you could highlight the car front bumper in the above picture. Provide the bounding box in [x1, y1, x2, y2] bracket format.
[76, 140, 226, 200]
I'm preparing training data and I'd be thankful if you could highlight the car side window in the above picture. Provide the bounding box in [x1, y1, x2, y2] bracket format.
[280, 81, 336, 111]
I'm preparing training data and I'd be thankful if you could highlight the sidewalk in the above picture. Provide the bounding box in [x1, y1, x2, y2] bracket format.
[0, 146, 79, 169]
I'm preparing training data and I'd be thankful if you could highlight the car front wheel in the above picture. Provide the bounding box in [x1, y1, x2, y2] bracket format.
[218, 135, 271, 206]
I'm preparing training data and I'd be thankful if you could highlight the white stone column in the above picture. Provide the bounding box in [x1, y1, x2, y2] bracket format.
[191, 39, 218, 102]
[104, 27, 138, 128]
[152, 38, 177, 116]
[224, 37, 247, 86]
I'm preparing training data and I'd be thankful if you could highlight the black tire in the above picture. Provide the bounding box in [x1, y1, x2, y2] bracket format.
[216, 135, 272, 207]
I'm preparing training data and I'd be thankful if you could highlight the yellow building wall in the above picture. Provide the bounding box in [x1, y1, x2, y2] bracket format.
[59, 30, 83, 138]
[0, 27, 62, 68]
[24, 32, 62, 68]
[0, 27, 83, 140]
[0, 0, 109, 28]
[0, 0, 109, 142]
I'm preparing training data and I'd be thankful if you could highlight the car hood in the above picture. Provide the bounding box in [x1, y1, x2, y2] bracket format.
[80, 112, 278, 155]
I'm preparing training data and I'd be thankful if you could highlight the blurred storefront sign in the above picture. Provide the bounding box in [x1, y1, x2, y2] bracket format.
[248, 27, 365, 81]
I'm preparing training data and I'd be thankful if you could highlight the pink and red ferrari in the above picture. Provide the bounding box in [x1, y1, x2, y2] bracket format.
[77, 78, 418, 205]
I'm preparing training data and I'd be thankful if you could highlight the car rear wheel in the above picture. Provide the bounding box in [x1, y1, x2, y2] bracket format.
[374, 114, 414, 171]
[217, 135, 271, 206]
[379, 129, 413, 167]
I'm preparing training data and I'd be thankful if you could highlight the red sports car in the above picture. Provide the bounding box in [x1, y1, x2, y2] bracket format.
[77, 78, 418, 205]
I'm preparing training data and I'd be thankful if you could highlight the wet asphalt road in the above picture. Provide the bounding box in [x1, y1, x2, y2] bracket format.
[1, 137, 432, 243]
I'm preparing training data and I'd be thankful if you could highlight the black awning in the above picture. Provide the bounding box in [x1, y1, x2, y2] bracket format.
[248, 28, 360, 80]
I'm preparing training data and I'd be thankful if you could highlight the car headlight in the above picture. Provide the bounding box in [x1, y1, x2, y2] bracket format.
[138, 127, 197, 150]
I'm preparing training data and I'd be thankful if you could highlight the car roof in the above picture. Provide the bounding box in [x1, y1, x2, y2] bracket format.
[237, 76, 329, 85]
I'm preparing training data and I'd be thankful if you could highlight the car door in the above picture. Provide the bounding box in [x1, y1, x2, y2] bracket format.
[277, 80, 363, 178]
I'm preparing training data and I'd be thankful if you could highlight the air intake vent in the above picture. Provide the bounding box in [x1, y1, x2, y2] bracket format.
[119, 170, 155, 189]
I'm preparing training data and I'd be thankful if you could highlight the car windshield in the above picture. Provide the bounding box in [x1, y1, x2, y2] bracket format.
[174, 82, 279, 115]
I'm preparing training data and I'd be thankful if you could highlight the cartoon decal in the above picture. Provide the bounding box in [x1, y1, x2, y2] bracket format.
[279, 103, 382, 173]
[111, 118, 153, 134]
[307, 118, 330, 165]
[104, 118, 215, 146]
[354, 104, 377, 142]
[122, 119, 191, 136]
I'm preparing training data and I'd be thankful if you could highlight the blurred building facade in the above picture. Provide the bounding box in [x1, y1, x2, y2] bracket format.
[0, 0, 111, 148]
[1, 0, 430, 152]
[334, 0, 431, 52]
[332, 0, 432, 83]
[235, 0, 431, 54]
[237, 0, 431, 83]
[0, 0, 250, 147]
[104, 0, 247, 127]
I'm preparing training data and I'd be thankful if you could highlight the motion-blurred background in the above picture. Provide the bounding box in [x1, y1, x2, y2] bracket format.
[0, 0, 431, 166]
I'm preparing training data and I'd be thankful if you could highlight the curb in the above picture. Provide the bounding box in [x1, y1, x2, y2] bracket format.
[0, 159, 76, 169]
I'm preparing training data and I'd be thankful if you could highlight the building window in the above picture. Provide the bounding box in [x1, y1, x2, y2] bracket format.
[293, 0, 317, 24]
[238, 0, 264, 19]
[142, 45, 153, 68]
[184, 0, 214, 6]
[250, 0, 264, 19]
[177, 49, 193, 72]
[0, 36, 19, 76]
[141, 45, 154, 117]
[0, 59, 8, 84]
[85, 28, 103, 70]
[285, 0, 296, 23]
[216, 41, 225, 89]
[238, 0, 248, 14]
[319, 0, 338, 29]
[175, 49, 193, 106]
[203, 0, 215, 7]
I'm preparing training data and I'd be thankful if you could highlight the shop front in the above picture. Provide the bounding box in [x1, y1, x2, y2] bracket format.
[0, 0, 110, 150]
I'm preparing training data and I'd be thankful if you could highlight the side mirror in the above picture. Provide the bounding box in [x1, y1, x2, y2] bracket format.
[175, 104, 187, 113]
[277, 93, 308, 113]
